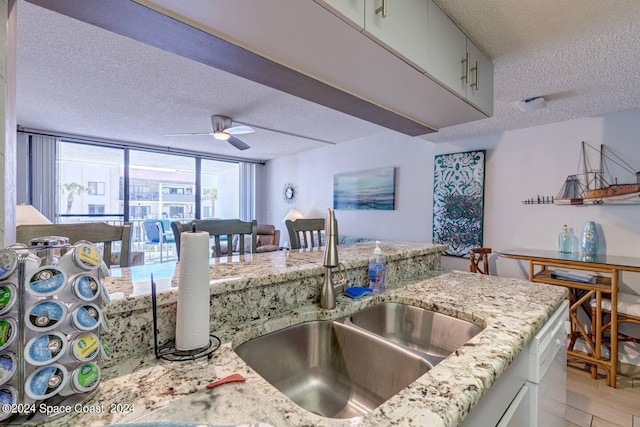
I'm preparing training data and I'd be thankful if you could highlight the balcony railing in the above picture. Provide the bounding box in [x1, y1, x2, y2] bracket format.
[54, 214, 178, 264]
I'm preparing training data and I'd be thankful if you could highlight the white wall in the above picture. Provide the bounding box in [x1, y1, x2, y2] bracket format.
[259, 108, 640, 288]
[257, 130, 435, 244]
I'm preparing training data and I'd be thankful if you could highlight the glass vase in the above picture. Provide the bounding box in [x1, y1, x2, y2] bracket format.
[580, 221, 598, 256]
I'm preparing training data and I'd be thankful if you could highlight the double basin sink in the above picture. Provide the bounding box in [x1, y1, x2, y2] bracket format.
[235, 302, 483, 419]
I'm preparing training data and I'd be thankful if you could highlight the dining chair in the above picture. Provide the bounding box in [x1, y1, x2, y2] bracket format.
[285, 218, 333, 250]
[469, 247, 492, 275]
[172, 219, 257, 259]
[142, 219, 176, 262]
[16, 222, 133, 267]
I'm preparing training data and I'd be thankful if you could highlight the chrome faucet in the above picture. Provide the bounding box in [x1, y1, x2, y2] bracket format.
[320, 208, 345, 309]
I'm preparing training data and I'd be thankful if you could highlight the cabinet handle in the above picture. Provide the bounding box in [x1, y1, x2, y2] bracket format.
[375, 0, 387, 18]
[461, 51, 469, 83]
[470, 61, 479, 90]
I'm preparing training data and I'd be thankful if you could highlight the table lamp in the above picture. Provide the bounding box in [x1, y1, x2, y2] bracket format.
[16, 204, 52, 226]
[282, 208, 304, 223]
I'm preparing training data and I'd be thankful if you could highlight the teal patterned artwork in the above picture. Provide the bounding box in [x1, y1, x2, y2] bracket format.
[432, 150, 486, 257]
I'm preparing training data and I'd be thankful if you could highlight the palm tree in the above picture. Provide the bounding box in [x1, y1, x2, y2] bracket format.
[60, 182, 90, 214]
[202, 187, 218, 218]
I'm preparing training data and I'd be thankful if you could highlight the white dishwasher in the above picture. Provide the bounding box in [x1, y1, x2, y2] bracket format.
[462, 300, 568, 427]
[526, 300, 568, 427]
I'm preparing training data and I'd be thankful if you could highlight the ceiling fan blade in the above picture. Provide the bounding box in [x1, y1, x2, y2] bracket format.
[227, 135, 251, 151]
[226, 125, 255, 135]
[164, 132, 213, 137]
[235, 122, 336, 145]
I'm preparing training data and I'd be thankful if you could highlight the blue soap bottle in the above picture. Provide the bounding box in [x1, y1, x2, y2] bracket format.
[368, 241, 386, 294]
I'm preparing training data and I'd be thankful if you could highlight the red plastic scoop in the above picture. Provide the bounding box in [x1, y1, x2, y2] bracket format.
[206, 373, 246, 389]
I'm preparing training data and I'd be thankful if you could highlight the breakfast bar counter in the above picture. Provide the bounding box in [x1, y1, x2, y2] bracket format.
[10, 242, 566, 426]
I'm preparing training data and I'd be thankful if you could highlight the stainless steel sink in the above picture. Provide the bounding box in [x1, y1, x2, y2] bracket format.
[234, 319, 431, 419]
[348, 302, 482, 359]
[234, 302, 483, 419]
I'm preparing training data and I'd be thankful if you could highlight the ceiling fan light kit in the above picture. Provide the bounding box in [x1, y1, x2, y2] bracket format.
[164, 114, 336, 151]
[213, 131, 230, 141]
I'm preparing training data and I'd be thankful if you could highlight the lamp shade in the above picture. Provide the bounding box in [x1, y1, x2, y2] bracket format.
[16, 205, 52, 226]
[282, 208, 304, 223]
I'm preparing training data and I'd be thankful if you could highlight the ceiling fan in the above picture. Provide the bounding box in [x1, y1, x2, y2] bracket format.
[165, 114, 336, 151]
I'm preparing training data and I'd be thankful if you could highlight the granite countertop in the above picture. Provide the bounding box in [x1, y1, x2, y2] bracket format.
[38, 269, 567, 427]
[104, 241, 446, 314]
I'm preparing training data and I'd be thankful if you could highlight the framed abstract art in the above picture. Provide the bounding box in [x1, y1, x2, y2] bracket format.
[334, 167, 395, 210]
[432, 150, 486, 257]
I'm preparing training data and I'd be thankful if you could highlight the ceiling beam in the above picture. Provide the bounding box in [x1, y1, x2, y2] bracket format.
[25, 0, 435, 136]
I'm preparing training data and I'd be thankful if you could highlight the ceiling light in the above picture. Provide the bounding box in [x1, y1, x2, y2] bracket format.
[213, 131, 230, 140]
[516, 96, 546, 112]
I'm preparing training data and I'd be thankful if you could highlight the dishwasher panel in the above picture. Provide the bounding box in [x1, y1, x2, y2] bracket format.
[527, 300, 568, 427]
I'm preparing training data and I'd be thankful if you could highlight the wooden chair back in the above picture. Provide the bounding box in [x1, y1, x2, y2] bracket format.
[16, 222, 133, 267]
[172, 219, 257, 259]
[285, 218, 333, 249]
[469, 247, 492, 275]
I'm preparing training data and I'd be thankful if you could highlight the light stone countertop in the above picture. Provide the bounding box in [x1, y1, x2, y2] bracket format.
[103, 241, 446, 313]
[33, 269, 567, 427]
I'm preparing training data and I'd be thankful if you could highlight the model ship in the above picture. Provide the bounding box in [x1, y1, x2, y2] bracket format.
[555, 142, 640, 205]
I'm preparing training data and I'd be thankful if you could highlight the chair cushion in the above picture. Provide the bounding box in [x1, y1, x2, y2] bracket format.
[257, 235, 274, 246]
[231, 235, 253, 252]
[256, 224, 276, 247]
[256, 244, 279, 253]
[211, 241, 229, 257]
[594, 292, 640, 317]
[110, 251, 145, 266]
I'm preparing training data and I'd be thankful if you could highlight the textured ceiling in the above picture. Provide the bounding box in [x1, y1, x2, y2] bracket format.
[16, 1, 640, 159]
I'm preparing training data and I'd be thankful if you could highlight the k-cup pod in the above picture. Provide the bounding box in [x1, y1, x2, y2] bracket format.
[58, 241, 102, 272]
[70, 273, 101, 302]
[59, 362, 100, 396]
[0, 385, 17, 421]
[26, 266, 67, 297]
[24, 331, 68, 366]
[99, 339, 112, 361]
[71, 304, 102, 331]
[0, 352, 17, 386]
[0, 284, 17, 316]
[28, 236, 69, 249]
[100, 311, 112, 334]
[68, 332, 100, 363]
[0, 249, 18, 281]
[25, 300, 68, 332]
[0, 319, 17, 352]
[99, 281, 112, 306]
[25, 363, 68, 401]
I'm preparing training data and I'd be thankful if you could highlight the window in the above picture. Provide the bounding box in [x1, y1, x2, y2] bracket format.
[34, 136, 253, 264]
[87, 181, 105, 195]
[56, 142, 124, 219]
[88, 204, 105, 214]
[201, 159, 240, 219]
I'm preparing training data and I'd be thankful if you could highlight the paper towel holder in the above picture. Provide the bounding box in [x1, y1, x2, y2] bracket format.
[151, 274, 220, 361]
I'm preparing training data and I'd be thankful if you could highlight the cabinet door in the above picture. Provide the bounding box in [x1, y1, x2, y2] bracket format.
[317, 0, 365, 29]
[424, 0, 467, 97]
[466, 39, 494, 116]
[364, 0, 429, 71]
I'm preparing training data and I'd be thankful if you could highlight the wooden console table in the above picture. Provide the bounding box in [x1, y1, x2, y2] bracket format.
[497, 248, 640, 388]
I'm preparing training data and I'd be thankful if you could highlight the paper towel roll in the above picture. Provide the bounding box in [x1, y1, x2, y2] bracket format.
[175, 231, 211, 351]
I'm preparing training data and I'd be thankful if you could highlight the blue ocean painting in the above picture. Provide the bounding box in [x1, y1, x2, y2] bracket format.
[333, 167, 395, 210]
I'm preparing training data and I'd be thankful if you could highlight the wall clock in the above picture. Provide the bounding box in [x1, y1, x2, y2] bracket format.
[282, 182, 296, 203]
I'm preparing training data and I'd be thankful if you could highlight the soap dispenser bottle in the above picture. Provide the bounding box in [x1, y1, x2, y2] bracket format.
[368, 241, 386, 294]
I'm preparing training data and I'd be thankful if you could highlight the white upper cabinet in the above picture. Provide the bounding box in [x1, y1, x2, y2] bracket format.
[424, 1, 493, 115]
[316, 0, 365, 29]
[466, 39, 494, 115]
[363, 0, 430, 71]
[424, 0, 467, 98]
